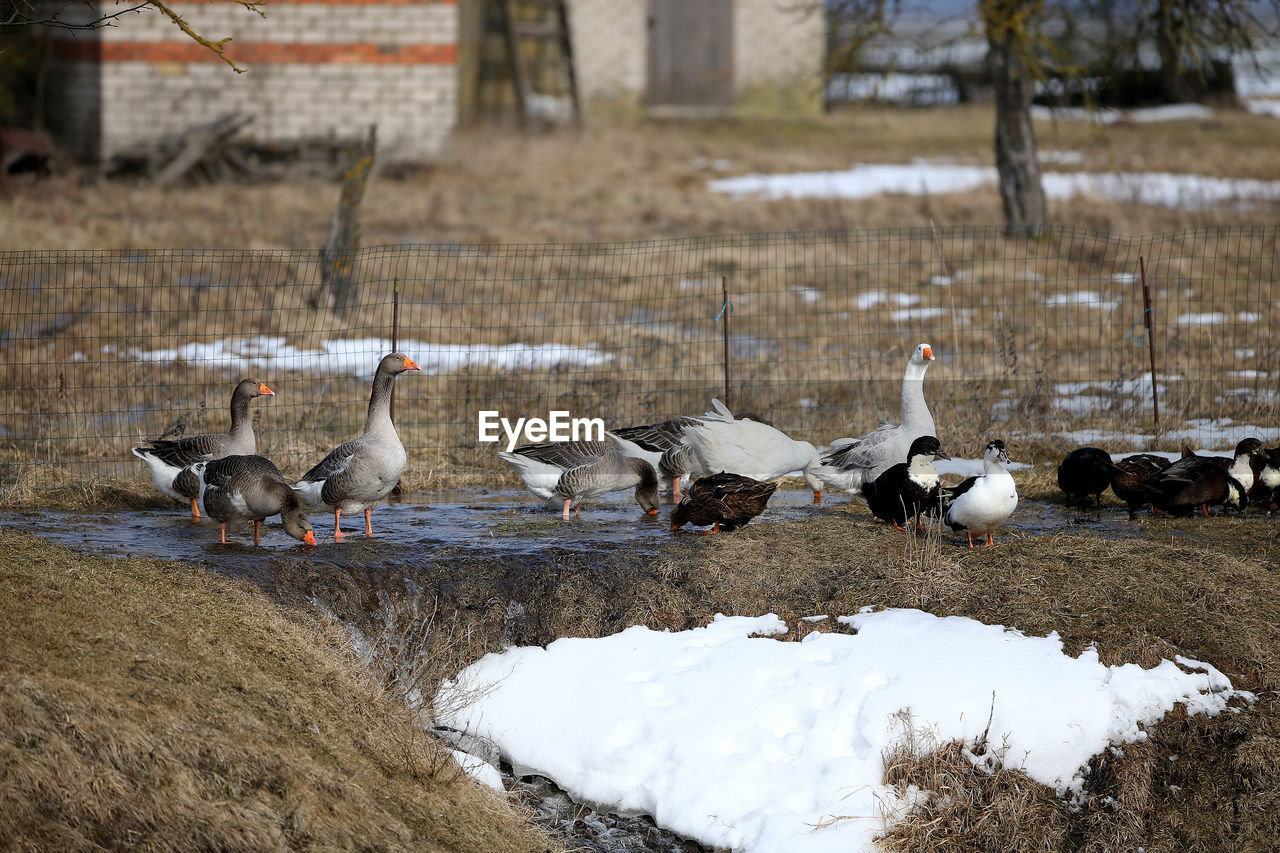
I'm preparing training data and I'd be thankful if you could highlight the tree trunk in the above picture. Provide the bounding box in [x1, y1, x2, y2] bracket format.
[1156, 0, 1191, 103]
[987, 22, 1046, 233]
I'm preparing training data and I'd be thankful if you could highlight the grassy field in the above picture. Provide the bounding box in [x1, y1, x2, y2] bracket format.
[1, 103, 1278, 494]
[3, 103, 1280, 850]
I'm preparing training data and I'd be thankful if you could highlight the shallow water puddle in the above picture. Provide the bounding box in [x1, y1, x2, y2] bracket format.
[0, 488, 839, 574]
[0, 488, 1179, 578]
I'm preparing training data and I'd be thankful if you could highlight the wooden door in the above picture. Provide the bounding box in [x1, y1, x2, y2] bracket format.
[647, 0, 734, 106]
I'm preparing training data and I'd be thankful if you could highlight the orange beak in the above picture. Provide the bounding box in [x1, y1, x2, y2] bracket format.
[670, 524, 679, 531]
[403, 356, 421, 371]
[647, 509, 659, 515]
[922, 345, 934, 361]
[303, 530, 316, 545]
[259, 382, 275, 396]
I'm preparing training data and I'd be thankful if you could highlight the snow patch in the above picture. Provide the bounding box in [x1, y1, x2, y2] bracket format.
[437, 610, 1248, 853]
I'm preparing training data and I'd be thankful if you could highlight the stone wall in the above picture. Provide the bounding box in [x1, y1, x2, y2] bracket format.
[45, 0, 459, 163]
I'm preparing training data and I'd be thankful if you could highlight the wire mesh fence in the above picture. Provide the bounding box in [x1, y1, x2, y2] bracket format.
[1, 225, 1277, 491]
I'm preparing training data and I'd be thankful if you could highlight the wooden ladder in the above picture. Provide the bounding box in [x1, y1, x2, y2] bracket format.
[496, 0, 580, 126]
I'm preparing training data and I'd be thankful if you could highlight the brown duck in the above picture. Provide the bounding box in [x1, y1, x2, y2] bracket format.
[670, 472, 777, 533]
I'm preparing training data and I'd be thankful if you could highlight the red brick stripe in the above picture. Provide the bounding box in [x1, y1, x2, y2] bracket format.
[52, 41, 457, 65]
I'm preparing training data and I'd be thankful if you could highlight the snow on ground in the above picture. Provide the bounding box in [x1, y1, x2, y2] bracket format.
[935, 455, 1029, 476]
[1031, 103, 1215, 124]
[707, 162, 1280, 210]
[1048, 419, 1280, 451]
[826, 72, 961, 106]
[856, 290, 921, 310]
[128, 336, 612, 378]
[1177, 311, 1260, 325]
[1245, 99, 1280, 118]
[438, 610, 1249, 853]
[1045, 291, 1119, 310]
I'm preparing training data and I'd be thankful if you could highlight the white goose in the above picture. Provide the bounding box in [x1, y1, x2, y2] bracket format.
[291, 353, 420, 541]
[678, 399, 824, 502]
[942, 439, 1018, 547]
[498, 439, 660, 521]
[815, 343, 937, 495]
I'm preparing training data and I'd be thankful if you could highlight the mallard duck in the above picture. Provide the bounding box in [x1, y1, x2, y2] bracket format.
[608, 417, 699, 501]
[291, 353, 419, 541]
[863, 435, 950, 531]
[679, 399, 824, 502]
[1106, 453, 1172, 519]
[1056, 446, 1112, 507]
[132, 378, 274, 519]
[499, 439, 660, 521]
[814, 343, 937, 496]
[192, 455, 315, 546]
[670, 472, 778, 533]
[1140, 438, 1265, 517]
[942, 439, 1018, 547]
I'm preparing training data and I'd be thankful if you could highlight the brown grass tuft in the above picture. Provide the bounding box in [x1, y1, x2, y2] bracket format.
[0, 528, 561, 853]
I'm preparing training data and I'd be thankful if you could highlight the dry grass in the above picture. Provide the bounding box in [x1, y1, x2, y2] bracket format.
[0, 528, 561, 853]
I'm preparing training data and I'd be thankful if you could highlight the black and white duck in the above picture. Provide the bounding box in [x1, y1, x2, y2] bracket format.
[669, 472, 777, 533]
[1106, 453, 1172, 519]
[291, 353, 420, 541]
[941, 439, 1018, 547]
[132, 378, 274, 519]
[193, 455, 315, 546]
[1056, 446, 1113, 507]
[863, 435, 950, 531]
[1248, 446, 1280, 513]
[499, 439, 660, 521]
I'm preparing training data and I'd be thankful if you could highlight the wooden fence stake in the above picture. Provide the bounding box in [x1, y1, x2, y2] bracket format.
[720, 276, 731, 409]
[1139, 257, 1159, 438]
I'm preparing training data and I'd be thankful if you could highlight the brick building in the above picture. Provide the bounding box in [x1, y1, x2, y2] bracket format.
[46, 0, 459, 163]
[43, 0, 823, 165]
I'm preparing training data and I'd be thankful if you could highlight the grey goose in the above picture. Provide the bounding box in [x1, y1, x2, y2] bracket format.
[291, 353, 420, 541]
[132, 378, 274, 518]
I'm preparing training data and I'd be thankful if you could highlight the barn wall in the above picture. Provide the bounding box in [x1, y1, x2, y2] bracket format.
[45, 0, 459, 163]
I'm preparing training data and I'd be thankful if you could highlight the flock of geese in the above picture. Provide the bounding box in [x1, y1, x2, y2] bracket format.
[133, 353, 420, 545]
[130, 343, 1018, 548]
[129, 341, 1270, 548]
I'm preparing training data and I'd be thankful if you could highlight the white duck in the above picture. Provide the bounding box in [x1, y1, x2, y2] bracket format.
[941, 439, 1018, 548]
[678, 399, 824, 502]
[291, 353, 419, 541]
[498, 439, 660, 521]
[815, 343, 937, 495]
